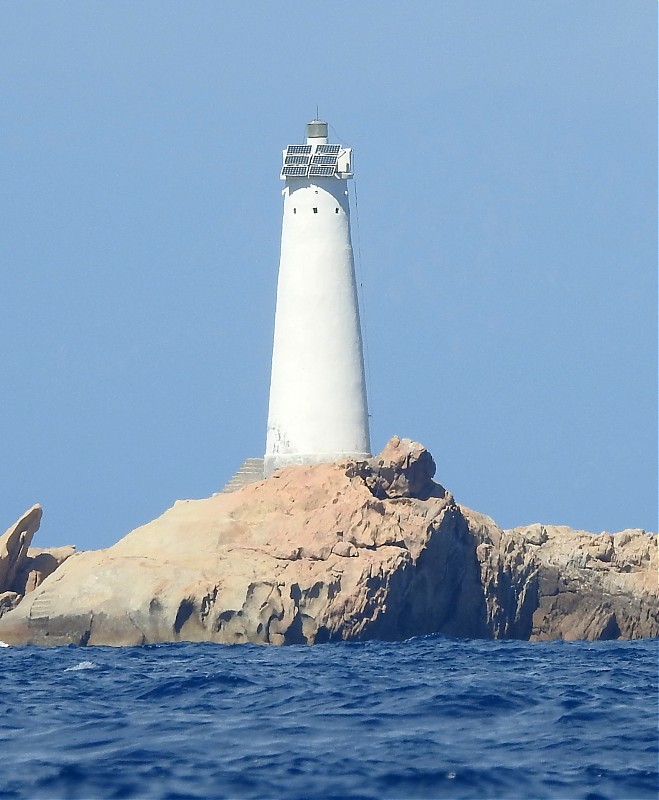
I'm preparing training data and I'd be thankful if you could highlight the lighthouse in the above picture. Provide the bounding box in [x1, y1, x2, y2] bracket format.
[263, 120, 371, 476]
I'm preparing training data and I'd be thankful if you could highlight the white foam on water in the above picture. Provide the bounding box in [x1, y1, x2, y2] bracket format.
[0, 641, 9, 648]
[65, 661, 96, 672]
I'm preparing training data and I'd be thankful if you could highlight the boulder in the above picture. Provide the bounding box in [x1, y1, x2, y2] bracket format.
[348, 436, 441, 500]
[0, 506, 76, 620]
[0, 439, 655, 646]
[0, 505, 42, 593]
[11, 545, 77, 596]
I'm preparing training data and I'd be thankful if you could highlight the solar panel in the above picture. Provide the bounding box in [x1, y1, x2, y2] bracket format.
[315, 144, 340, 155]
[282, 165, 308, 177]
[308, 165, 336, 177]
[285, 154, 310, 165]
[311, 154, 338, 166]
[286, 145, 312, 155]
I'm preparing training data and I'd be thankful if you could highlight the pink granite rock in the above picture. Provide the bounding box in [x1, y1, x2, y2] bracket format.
[0, 439, 655, 646]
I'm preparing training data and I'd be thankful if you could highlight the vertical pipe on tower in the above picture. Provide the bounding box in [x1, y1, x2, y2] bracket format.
[264, 120, 371, 476]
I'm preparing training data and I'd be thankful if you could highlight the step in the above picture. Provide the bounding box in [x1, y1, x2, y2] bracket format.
[221, 458, 264, 493]
[29, 593, 53, 621]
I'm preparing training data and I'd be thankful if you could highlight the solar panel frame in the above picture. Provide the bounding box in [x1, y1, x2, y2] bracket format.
[315, 144, 340, 155]
[286, 145, 312, 155]
[308, 165, 336, 177]
[284, 154, 311, 165]
[282, 165, 308, 177]
[311, 154, 338, 166]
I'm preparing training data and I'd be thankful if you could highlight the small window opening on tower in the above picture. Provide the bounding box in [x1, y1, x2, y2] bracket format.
[313, 207, 318, 214]
[335, 208, 339, 214]
[293, 208, 296, 214]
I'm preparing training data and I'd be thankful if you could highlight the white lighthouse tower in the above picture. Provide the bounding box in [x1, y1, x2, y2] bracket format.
[263, 120, 371, 476]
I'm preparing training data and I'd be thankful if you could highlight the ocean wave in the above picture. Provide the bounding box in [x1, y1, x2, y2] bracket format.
[1, 637, 656, 799]
[64, 660, 96, 672]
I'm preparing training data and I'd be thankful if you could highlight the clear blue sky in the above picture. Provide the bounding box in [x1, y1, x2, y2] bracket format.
[1, 2, 656, 550]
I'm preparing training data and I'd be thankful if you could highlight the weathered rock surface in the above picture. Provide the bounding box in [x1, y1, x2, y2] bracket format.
[0, 506, 76, 619]
[0, 591, 22, 617]
[0, 505, 42, 594]
[508, 523, 658, 640]
[12, 545, 77, 597]
[0, 438, 655, 646]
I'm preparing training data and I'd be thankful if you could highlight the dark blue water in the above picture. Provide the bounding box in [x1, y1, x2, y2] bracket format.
[0, 637, 656, 799]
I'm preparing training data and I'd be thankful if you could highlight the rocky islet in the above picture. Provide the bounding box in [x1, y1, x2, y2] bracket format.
[0, 437, 655, 646]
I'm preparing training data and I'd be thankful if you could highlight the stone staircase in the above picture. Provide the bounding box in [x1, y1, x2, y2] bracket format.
[221, 458, 264, 493]
[28, 592, 53, 624]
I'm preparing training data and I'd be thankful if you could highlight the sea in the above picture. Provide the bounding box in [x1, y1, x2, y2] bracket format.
[0, 636, 656, 800]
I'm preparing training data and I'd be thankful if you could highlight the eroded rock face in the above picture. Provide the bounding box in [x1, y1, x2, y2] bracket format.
[0, 506, 76, 620]
[0, 506, 42, 596]
[508, 524, 658, 640]
[0, 592, 22, 617]
[12, 546, 77, 596]
[0, 438, 655, 646]
[464, 510, 541, 640]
